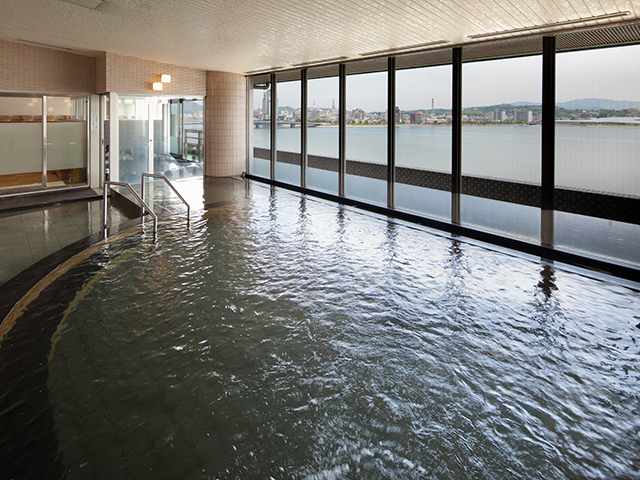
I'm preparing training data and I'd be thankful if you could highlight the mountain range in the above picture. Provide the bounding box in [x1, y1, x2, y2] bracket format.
[556, 98, 640, 110]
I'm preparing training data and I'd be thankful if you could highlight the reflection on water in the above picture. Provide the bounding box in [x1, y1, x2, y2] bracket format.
[537, 264, 557, 300]
[23, 183, 640, 478]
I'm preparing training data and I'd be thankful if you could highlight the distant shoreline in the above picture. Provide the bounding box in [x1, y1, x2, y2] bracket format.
[263, 123, 640, 128]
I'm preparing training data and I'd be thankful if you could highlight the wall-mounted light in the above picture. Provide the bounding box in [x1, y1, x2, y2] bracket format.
[152, 82, 163, 91]
[161, 74, 171, 83]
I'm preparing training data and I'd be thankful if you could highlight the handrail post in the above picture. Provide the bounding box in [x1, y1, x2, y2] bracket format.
[102, 185, 108, 239]
[102, 180, 158, 240]
[141, 173, 191, 227]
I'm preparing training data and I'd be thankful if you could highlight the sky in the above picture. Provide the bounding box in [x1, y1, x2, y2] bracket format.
[258, 43, 640, 112]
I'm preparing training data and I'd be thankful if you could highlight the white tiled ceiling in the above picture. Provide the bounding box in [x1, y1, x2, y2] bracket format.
[0, 0, 638, 73]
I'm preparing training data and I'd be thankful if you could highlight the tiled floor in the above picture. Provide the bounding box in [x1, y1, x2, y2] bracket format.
[0, 200, 119, 286]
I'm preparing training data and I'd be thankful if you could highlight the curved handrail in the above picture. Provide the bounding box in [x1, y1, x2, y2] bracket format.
[102, 181, 157, 239]
[141, 173, 190, 227]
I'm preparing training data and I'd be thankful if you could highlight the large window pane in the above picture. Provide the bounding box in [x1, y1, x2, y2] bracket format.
[395, 64, 452, 219]
[251, 83, 270, 177]
[555, 44, 640, 264]
[307, 70, 339, 194]
[46, 96, 87, 186]
[118, 96, 150, 183]
[276, 76, 301, 185]
[345, 69, 387, 205]
[0, 96, 43, 192]
[461, 54, 542, 240]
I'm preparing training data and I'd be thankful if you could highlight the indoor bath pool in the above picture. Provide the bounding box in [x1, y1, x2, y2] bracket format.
[1, 180, 639, 479]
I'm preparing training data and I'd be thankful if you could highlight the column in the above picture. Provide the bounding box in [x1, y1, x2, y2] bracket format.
[204, 71, 247, 177]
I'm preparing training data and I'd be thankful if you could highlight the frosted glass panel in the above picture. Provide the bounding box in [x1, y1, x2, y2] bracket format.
[47, 96, 87, 186]
[0, 96, 43, 190]
[118, 97, 149, 184]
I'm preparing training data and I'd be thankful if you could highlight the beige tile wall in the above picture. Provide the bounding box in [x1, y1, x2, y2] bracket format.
[0, 39, 96, 93]
[205, 72, 247, 177]
[100, 52, 206, 96]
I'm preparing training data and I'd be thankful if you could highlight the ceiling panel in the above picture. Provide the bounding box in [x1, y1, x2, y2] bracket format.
[0, 0, 638, 75]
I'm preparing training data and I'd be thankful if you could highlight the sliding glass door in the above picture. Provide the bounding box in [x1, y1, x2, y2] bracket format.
[117, 95, 204, 184]
[0, 94, 88, 194]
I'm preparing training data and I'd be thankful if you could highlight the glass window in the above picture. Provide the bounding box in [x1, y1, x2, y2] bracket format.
[118, 96, 150, 183]
[395, 63, 452, 219]
[251, 82, 271, 177]
[461, 54, 542, 240]
[275, 75, 301, 185]
[307, 69, 339, 194]
[555, 44, 640, 265]
[46, 96, 87, 186]
[0, 96, 44, 192]
[345, 69, 387, 205]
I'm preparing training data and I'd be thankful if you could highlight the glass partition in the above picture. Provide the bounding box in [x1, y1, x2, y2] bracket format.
[183, 99, 204, 167]
[461, 54, 542, 240]
[307, 69, 339, 194]
[395, 64, 452, 219]
[251, 83, 271, 177]
[152, 98, 203, 180]
[46, 96, 87, 187]
[345, 69, 387, 205]
[118, 96, 150, 183]
[0, 96, 44, 192]
[276, 75, 301, 185]
[555, 44, 640, 264]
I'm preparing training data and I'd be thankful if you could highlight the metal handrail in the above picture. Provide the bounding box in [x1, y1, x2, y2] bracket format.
[141, 173, 191, 226]
[102, 181, 157, 239]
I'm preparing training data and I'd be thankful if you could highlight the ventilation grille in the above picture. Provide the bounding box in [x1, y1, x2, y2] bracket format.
[346, 57, 387, 75]
[396, 48, 452, 69]
[557, 22, 640, 51]
[307, 64, 340, 80]
[462, 37, 543, 62]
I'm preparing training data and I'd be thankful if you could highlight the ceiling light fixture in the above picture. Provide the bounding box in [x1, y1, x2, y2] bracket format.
[161, 74, 171, 83]
[152, 82, 163, 91]
[359, 40, 449, 57]
[468, 11, 631, 39]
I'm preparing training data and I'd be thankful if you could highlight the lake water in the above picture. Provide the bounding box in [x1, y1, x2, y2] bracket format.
[254, 125, 640, 197]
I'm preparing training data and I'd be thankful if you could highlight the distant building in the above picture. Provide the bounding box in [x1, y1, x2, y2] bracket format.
[409, 112, 422, 124]
[395, 106, 402, 123]
[514, 110, 533, 123]
[353, 108, 366, 121]
[489, 109, 506, 122]
[262, 90, 271, 119]
[308, 107, 319, 120]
